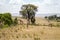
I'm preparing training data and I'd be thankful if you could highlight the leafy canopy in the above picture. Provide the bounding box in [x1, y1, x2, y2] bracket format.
[20, 4, 38, 18]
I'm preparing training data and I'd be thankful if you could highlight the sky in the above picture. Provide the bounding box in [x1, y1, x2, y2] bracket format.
[0, 0, 60, 16]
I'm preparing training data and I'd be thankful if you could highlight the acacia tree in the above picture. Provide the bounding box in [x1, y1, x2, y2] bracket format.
[20, 4, 37, 25]
[20, 4, 37, 17]
[20, 4, 37, 28]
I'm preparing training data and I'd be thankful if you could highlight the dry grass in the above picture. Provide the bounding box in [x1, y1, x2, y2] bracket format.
[0, 17, 60, 40]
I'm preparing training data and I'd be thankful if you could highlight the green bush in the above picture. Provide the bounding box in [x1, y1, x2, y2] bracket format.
[0, 13, 13, 26]
[3, 13, 13, 25]
[0, 13, 19, 28]
[13, 18, 18, 26]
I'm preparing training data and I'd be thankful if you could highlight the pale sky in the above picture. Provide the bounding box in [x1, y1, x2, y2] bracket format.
[0, 0, 60, 16]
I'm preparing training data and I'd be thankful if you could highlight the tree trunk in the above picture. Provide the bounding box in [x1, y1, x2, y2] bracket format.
[27, 18, 30, 28]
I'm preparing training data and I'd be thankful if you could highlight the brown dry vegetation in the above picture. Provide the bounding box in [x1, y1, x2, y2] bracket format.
[0, 17, 60, 40]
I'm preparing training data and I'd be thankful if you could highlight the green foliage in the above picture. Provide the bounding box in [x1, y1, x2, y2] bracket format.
[20, 4, 37, 18]
[45, 15, 57, 20]
[3, 13, 13, 26]
[20, 10, 27, 18]
[13, 18, 18, 26]
[20, 4, 37, 24]
[0, 13, 13, 26]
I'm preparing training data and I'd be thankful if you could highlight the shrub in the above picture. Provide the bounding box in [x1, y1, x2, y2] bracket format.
[13, 18, 18, 26]
[1, 13, 13, 26]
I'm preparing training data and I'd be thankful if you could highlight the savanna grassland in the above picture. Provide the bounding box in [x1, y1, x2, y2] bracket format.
[0, 17, 60, 40]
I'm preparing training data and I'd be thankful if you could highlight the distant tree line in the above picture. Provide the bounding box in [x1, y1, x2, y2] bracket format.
[45, 15, 60, 21]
